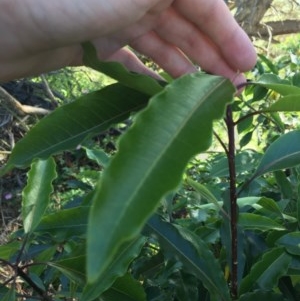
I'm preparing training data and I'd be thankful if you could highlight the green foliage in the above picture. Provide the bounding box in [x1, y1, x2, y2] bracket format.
[3, 45, 300, 301]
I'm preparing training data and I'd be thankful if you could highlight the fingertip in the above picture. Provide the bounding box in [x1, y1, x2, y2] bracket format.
[230, 30, 257, 72]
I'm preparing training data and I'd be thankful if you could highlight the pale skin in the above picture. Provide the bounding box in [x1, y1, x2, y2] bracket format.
[0, 0, 257, 84]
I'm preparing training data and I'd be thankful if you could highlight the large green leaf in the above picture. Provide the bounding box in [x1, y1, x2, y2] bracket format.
[36, 206, 90, 241]
[253, 130, 300, 178]
[254, 74, 300, 95]
[267, 95, 300, 111]
[82, 42, 164, 96]
[0, 241, 21, 260]
[49, 255, 86, 285]
[238, 213, 285, 231]
[0, 84, 149, 175]
[144, 214, 231, 301]
[82, 237, 146, 301]
[100, 274, 146, 301]
[239, 247, 292, 295]
[275, 232, 300, 256]
[87, 72, 235, 282]
[2, 289, 15, 301]
[22, 157, 57, 233]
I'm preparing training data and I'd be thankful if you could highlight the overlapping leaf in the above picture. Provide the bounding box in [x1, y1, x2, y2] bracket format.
[144, 214, 231, 301]
[82, 42, 164, 95]
[239, 247, 292, 295]
[87, 72, 235, 282]
[22, 157, 57, 233]
[254, 74, 300, 95]
[0, 84, 150, 175]
[254, 130, 300, 178]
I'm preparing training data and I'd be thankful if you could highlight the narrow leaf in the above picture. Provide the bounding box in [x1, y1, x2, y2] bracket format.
[239, 213, 285, 231]
[239, 247, 291, 295]
[22, 157, 57, 233]
[254, 130, 300, 179]
[0, 84, 149, 175]
[87, 73, 235, 282]
[144, 214, 231, 301]
[82, 42, 164, 96]
[186, 178, 223, 211]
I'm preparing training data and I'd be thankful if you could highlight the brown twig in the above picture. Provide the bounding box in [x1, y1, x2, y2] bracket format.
[225, 105, 238, 299]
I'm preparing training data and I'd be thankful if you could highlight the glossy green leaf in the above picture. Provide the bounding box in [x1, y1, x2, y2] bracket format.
[0, 241, 21, 260]
[275, 232, 300, 256]
[267, 95, 300, 111]
[186, 178, 223, 212]
[100, 274, 146, 301]
[239, 213, 285, 231]
[258, 54, 279, 74]
[254, 74, 300, 95]
[239, 247, 292, 295]
[144, 214, 231, 301]
[49, 255, 86, 285]
[254, 131, 300, 179]
[87, 72, 235, 282]
[274, 170, 293, 199]
[84, 147, 110, 167]
[82, 237, 146, 301]
[257, 197, 284, 219]
[0, 84, 149, 175]
[239, 290, 284, 301]
[22, 157, 57, 233]
[2, 288, 15, 301]
[36, 206, 90, 241]
[82, 42, 164, 96]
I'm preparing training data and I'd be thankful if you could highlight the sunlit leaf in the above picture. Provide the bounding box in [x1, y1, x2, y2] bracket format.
[0, 84, 149, 175]
[254, 73, 300, 95]
[267, 95, 300, 111]
[22, 157, 57, 233]
[87, 72, 235, 283]
[253, 130, 300, 178]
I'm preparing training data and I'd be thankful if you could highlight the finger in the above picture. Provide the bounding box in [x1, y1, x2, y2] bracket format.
[105, 47, 163, 79]
[0, 45, 79, 81]
[153, 7, 240, 79]
[131, 29, 246, 86]
[173, 0, 257, 71]
[130, 31, 198, 78]
[7, 0, 166, 55]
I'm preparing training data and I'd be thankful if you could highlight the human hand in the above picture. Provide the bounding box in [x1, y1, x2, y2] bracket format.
[0, 0, 256, 84]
